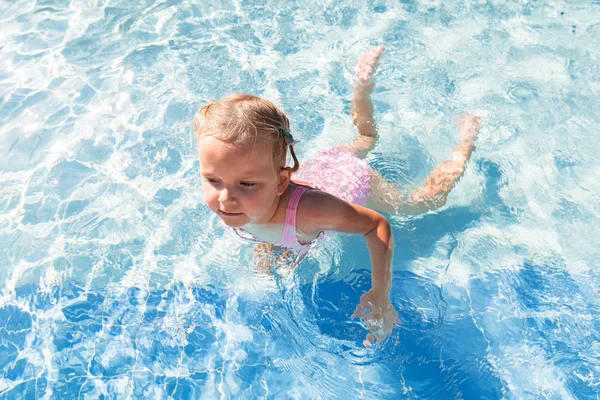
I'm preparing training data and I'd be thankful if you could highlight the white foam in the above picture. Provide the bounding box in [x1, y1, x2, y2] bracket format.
[496, 343, 577, 399]
[506, 56, 571, 85]
[422, 20, 485, 61]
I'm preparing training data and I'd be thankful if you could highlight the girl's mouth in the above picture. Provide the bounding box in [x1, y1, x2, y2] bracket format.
[219, 210, 243, 217]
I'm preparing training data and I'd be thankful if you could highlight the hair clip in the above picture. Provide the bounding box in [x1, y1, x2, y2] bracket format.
[282, 130, 300, 146]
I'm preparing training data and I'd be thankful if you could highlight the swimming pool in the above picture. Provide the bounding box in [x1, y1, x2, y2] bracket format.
[1, 0, 600, 398]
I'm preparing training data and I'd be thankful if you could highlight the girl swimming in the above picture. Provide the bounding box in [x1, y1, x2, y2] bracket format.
[193, 46, 480, 346]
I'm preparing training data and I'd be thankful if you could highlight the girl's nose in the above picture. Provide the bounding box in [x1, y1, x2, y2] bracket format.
[218, 188, 236, 204]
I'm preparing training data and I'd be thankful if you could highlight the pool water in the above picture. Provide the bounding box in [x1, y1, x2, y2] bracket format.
[2, 0, 600, 398]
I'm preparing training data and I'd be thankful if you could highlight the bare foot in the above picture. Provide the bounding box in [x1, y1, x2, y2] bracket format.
[458, 115, 481, 142]
[355, 45, 386, 87]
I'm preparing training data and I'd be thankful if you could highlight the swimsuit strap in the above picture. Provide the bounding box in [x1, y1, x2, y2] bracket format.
[279, 186, 309, 249]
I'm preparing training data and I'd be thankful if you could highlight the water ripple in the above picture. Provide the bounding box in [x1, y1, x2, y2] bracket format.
[1, 0, 600, 398]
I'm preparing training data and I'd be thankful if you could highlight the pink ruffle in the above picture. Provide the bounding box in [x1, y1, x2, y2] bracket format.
[293, 147, 372, 205]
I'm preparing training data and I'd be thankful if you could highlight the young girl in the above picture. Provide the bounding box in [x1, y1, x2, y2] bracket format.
[193, 46, 480, 346]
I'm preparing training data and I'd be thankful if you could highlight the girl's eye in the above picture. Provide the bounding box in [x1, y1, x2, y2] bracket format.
[240, 182, 257, 187]
[205, 177, 219, 184]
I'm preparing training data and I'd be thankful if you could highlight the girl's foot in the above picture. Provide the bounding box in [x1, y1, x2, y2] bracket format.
[355, 45, 386, 87]
[458, 115, 481, 143]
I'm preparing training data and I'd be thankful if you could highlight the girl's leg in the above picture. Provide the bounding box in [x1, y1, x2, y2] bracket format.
[365, 169, 409, 214]
[339, 46, 385, 159]
[366, 115, 481, 215]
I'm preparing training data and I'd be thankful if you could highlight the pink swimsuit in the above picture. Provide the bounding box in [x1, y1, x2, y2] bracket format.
[232, 186, 319, 253]
[293, 147, 372, 206]
[277, 147, 373, 251]
[235, 147, 372, 252]
[273, 186, 317, 251]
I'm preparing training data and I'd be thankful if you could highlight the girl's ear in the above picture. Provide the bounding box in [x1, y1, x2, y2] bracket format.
[277, 169, 292, 196]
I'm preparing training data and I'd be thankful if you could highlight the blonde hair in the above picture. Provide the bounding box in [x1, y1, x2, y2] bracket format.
[193, 94, 299, 172]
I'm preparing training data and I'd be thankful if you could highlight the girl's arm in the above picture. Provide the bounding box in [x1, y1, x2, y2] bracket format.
[298, 190, 399, 345]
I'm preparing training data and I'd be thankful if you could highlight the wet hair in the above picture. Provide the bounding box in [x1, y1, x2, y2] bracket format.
[193, 94, 299, 173]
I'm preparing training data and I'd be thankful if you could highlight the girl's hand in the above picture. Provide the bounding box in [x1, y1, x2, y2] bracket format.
[252, 244, 297, 275]
[353, 288, 400, 347]
[252, 243, 277, 274]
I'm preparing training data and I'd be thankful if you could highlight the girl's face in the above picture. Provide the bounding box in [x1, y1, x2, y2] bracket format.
[197, 135, 289, 227]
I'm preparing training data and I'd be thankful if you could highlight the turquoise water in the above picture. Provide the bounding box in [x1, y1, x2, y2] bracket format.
[2, 0, 600, 398]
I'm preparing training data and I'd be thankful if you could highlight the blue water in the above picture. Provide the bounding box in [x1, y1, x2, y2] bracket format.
[2, 0, 600, 398]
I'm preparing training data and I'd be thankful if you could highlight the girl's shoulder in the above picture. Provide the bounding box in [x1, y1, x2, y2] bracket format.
[294, 182, 385, 237]
[295, 186, 350, 236]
